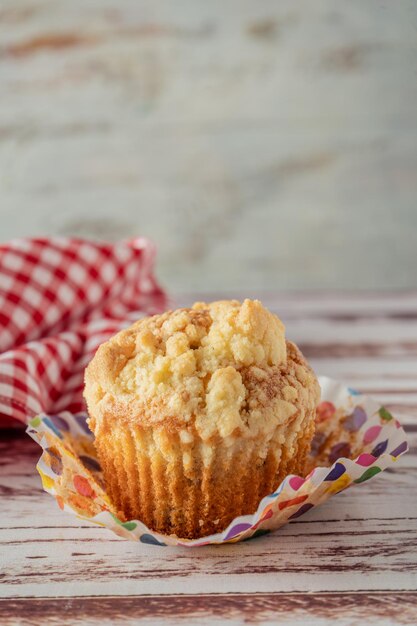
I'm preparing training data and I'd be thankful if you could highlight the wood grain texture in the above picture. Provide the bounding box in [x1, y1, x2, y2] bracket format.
[1, 593, 417, 626]
[1, 292, 417, 625]
[0, 1, 416, 291]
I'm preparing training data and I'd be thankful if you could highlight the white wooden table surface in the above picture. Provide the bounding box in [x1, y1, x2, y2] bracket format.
[1, 292, 417, 625]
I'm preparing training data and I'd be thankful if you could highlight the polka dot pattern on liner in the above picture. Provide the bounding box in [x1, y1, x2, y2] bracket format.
[27, 376, 408, 547]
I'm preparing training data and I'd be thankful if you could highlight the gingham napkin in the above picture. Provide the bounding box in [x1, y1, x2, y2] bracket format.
[0, 237, 168, 426]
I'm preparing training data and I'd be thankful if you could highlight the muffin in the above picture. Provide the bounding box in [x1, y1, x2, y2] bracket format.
[84, 299, 320, 539]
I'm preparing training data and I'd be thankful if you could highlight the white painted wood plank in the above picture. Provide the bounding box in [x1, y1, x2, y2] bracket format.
[2, 516, 417, 598]
[176, 291, 417, 311]
[1, 2, 416, 293]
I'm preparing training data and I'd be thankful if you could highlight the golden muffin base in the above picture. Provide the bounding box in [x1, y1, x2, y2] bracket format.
[93, 406, 315, 540]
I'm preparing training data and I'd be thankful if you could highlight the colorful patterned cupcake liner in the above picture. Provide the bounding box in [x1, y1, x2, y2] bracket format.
[27, 377, 408, 547]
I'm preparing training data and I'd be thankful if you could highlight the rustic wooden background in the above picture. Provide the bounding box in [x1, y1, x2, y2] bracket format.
[0, 1, 416, 291]
[1, 292, 417, 625]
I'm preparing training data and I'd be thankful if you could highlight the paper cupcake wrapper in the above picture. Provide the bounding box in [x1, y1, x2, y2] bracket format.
[27, 376, 408, 547]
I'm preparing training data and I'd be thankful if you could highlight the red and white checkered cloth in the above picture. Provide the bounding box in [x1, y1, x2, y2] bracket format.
[0, 237, 168, 427]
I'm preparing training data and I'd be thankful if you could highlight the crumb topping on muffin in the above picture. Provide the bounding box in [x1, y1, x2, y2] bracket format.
[84, 299, 319, 440]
